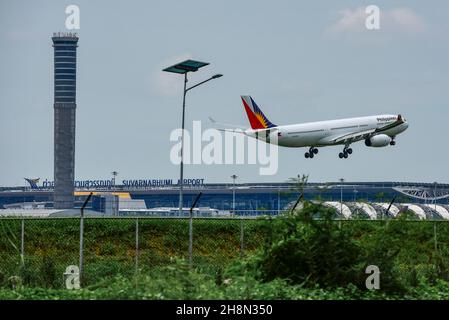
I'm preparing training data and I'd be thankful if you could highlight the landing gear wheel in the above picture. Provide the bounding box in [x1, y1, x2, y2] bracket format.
[347, 148, 353, 154]
[339, 152, 344, 159]
[343, 152, 348, 159]
[390, 141, 396, 146]
[305, 152, 310, 158]
[309, 152, 314, 159]
[313, 148, 318, 154]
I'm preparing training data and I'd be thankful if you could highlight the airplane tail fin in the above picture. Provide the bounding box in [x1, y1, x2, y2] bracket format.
[240, 96, 276, 129]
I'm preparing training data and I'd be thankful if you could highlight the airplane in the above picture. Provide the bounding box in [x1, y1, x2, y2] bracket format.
[213, 96, 409, 159]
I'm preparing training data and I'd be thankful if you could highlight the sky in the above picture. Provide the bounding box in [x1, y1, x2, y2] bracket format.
[1, 0, 449, 186]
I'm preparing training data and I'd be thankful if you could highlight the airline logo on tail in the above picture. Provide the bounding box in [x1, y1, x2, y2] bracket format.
[241, 96, 276, 129]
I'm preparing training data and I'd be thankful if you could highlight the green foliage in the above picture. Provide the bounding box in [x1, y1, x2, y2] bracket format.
[1, 259, 449, 300]
[40, 256, 58, 288]
[1, 214, 449, 299]
[242, 204, 449, 296]
[254, 202, 361, 288]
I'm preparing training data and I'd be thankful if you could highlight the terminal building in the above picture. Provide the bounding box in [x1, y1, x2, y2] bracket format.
[1, 181, 449, 219]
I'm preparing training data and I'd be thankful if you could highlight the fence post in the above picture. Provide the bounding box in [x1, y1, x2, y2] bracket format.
[385, 195, 397, 219]
[20, 218, 25, 267]
[189, 216, 193, 266]
[135, 217, 139, 275]
[267, 215, 273, 250]
[434, 222, 438, 252]
[289, 192, 303, 214]
[240, 216, 244, 258]
[79, 213, 84, 286]
[79, 192, 93, 287]
[189, 192, 203, 267]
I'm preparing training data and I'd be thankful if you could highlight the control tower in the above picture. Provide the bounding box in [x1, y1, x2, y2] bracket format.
[52, 32, 78, 209]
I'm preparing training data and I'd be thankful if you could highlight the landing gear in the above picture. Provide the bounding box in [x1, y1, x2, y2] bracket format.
[304, 147, 318, 159]
[338, 146, 352, 159]
[304, 151, 314, 159]
[390, 136, 396, 146]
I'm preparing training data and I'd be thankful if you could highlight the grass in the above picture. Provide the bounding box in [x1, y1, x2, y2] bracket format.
[2, 263, 449, 300]
[0, 217, 267, 288]
[1, 215, 449, 299]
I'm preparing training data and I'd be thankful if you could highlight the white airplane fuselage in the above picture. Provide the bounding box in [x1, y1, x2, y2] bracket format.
[235, 95, 409, 159]
[244, 114, 409, 148]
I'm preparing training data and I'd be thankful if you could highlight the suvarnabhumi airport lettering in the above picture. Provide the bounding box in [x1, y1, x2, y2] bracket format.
[36, 178, 205, 189]
[123, 178, 205, 187]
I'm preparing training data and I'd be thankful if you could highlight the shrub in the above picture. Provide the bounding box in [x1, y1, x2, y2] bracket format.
[254, 202, 361, 288]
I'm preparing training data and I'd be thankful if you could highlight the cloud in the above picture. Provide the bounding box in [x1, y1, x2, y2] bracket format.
[150, 53, 193, 96]
[327, 7, 366, 34]
[388, 8, 427, 34]
[326, 6, 427, 35]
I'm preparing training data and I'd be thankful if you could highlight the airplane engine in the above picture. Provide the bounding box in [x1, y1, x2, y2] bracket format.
[365, 134, 391, 147]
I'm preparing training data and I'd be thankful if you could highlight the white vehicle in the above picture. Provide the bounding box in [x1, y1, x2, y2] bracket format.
[233, 96, 409, 159]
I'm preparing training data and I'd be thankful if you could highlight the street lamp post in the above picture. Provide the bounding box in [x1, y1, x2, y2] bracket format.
[231, 175, 238, 216]
[179, 72, 188, 216]
[163, 60, 222, 216]
[353, 189, 358, 202]
[111, 171, 118, 188]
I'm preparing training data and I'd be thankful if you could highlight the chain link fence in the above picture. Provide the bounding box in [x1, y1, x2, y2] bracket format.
[1, 216, 448, 289]
[0, 217, 268, 288]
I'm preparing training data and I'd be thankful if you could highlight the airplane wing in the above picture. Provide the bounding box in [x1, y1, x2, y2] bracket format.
[328, 115, 405, 145]
[215, 128, 245, 134]
[327, 128, 376, 145]
[215, 127, 278, 137]
[208, 117, 246, 130]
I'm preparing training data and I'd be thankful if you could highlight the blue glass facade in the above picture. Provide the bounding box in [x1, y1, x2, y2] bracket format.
[128, 186, 400, 214]
[1, 182, 448, 212]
